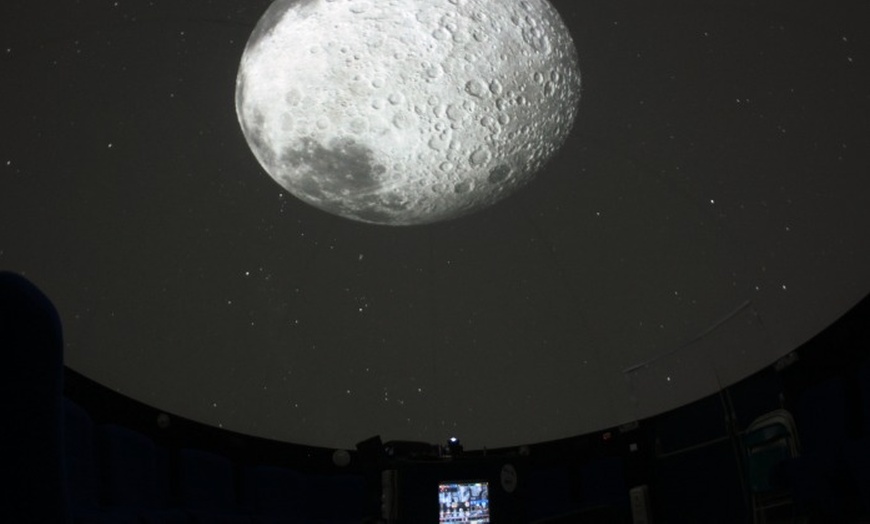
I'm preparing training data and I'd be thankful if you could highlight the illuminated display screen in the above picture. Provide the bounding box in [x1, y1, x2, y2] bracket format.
[439, 481, 489, 524]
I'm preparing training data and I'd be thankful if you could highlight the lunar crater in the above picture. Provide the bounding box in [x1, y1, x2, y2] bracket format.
[236, 0, 581, 225]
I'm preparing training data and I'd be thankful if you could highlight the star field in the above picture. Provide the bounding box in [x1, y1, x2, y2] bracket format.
[1, 0, 869, 449]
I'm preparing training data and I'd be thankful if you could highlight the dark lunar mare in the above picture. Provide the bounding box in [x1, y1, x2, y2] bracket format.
[282, 136, 409, 222]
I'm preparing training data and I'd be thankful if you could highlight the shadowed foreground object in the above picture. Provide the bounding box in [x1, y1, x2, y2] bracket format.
[0, 271, 69, 523]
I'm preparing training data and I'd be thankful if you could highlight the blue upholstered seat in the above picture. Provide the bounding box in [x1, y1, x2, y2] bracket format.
[307, 473, 367, 524]
[242, 465, 310, 523]
[177, 448, 252, 524]
[782, 378, 852, 519]
[1, 272, 69, 523]
[63, 398, 106, 522]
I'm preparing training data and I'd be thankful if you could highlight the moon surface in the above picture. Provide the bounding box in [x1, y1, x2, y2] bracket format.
[235, 0, 581, 225]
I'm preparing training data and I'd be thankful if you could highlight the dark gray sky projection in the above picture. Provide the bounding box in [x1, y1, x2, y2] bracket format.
[2, 0, 869, 450]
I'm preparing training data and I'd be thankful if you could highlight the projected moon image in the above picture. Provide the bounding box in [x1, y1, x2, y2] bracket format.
[235, 0, 581, 225]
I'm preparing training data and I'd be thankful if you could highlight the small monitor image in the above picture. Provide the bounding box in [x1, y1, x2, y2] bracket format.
[438, 480, 490, 524]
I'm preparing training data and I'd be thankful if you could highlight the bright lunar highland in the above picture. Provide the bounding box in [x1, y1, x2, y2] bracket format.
[235, 0, 581, 225]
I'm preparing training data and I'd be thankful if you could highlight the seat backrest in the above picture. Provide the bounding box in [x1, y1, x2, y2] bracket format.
[98, 423, 163, 509]
[858, 359, 870, 436]
[578, 456, 628, 510]
[746, 409, 800, 455]
[308, 473, 367, 520]
[243, 465, 310, 517]
[177, 447, 239, 511]
[744, 409, 801, 493]
[525, 466, 577, 521]
[63, 398, 101, 511]
[794, 378, 849, 454]
[0, 272, 69, 523]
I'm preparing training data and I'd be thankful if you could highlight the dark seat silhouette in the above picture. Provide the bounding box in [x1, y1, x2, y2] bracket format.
[0, 271, 69, 523]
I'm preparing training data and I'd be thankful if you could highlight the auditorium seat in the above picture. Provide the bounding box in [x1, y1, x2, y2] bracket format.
[577, 456, 628, 516]
[64, 399, 102, 517]
[742, 409, 799, 522]
[99, 424, 162, 510]
[1, 272, 69, 523]
[98, 423, 189, 523]
[845, 359, 870, 517]
[242, 465, 310, 523]
[307, 473, 367, 524]
[525, 466, 578, 522]
[653, 439, 746, 523]
[177, 448, 252, 523]
[858, 358, 870, 437]
[781, 378, 852, 519]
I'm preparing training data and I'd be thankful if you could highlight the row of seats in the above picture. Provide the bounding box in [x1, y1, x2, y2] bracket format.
[63, 399, 369, 524]
[644, 359, 870, 523]
[524, 457, 629, 523]
[778, 360, 870, 520]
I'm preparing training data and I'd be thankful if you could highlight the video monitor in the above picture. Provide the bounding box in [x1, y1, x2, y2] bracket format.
[438, 480, 490, 524]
